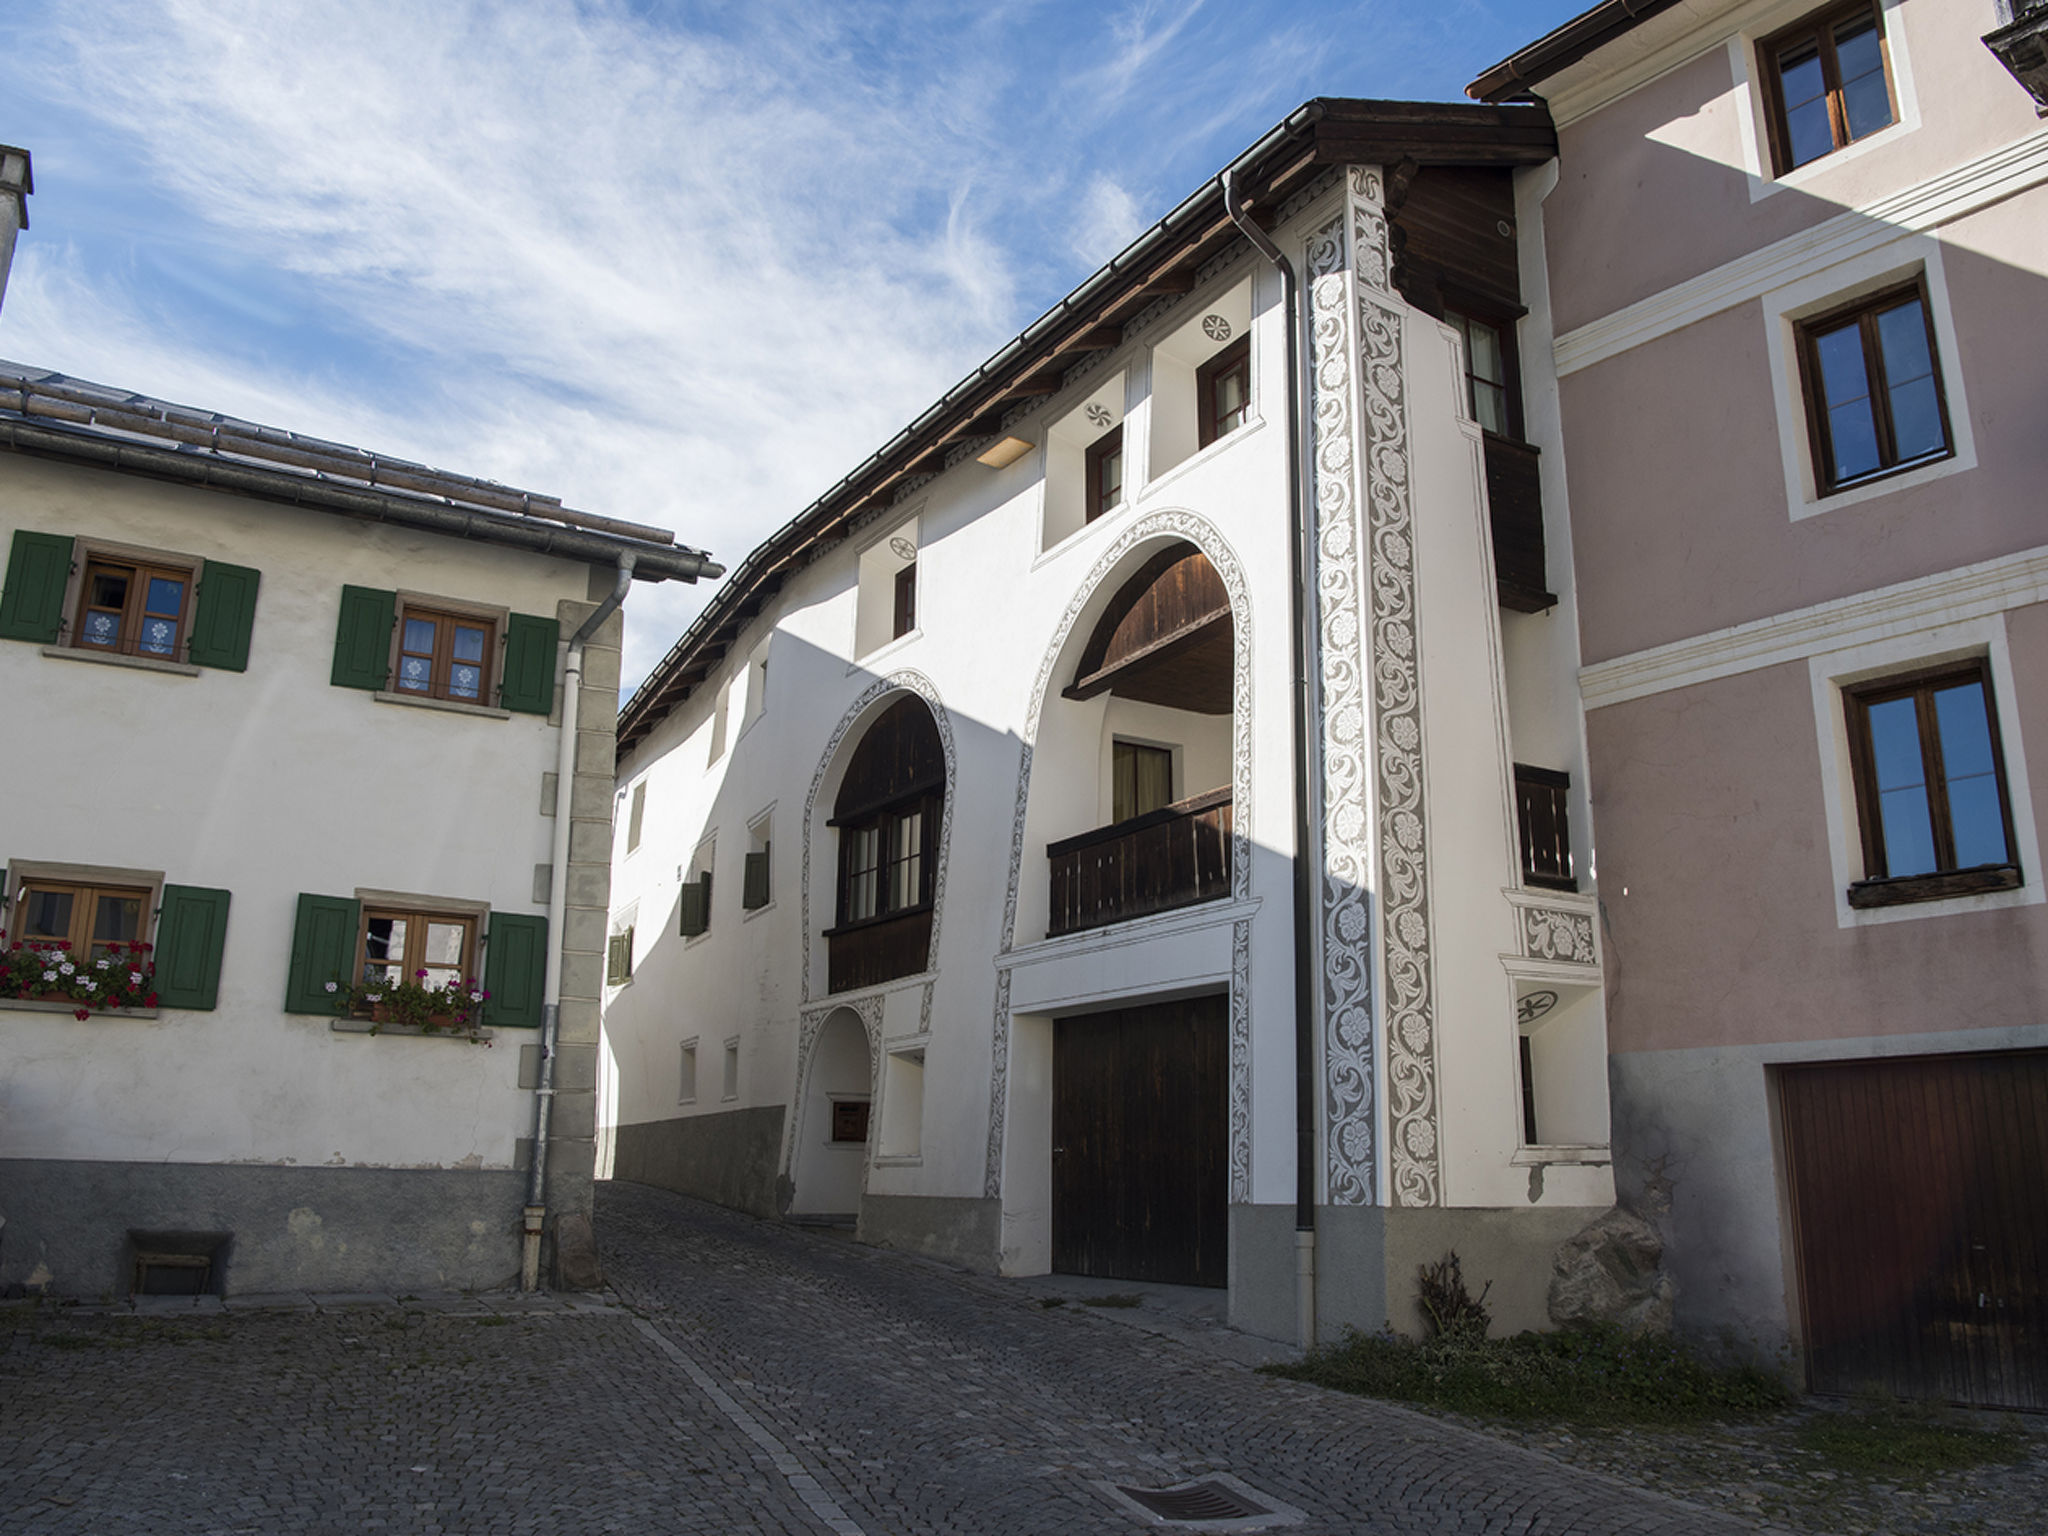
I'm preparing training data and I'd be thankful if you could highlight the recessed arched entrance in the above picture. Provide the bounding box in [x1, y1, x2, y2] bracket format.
[787, 1006, 873, 1218]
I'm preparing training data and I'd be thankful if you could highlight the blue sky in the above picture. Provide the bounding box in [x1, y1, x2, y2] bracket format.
[0, 0, 1584, 687]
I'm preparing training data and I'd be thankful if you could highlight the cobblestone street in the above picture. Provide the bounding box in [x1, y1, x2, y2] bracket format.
[2, 1180, 1765, 1535]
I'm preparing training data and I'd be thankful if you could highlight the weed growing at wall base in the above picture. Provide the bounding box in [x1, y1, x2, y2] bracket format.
[1268, 1323, 1793, 1426]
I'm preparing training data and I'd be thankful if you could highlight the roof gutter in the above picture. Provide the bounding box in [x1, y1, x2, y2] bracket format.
[1466, 0, 1687, 102]
[0, 415, 722, 583]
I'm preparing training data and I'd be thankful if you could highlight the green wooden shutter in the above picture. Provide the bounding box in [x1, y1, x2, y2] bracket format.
[483, 911, 548, 1028]
[0, 530, 76, 643]
[154, 885, 232, 1010]
[331, 586, 396, 690]
[284, 893, 360, 1014]
[500, 613, 559, 714]
[678, 874, 711, 937]
[186, 561, 261, 671]
[743, 848, 771, 910]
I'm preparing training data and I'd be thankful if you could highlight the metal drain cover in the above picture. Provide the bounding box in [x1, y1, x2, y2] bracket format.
[1094, 1474, 1306, 1530]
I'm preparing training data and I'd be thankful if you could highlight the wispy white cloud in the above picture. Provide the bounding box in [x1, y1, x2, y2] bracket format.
[0, 0, 1589, 685]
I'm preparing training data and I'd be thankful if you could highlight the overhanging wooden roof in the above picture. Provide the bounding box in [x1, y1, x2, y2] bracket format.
[617, 97, 1557, 760]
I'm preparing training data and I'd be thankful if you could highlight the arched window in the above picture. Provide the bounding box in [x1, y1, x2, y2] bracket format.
[826, 694, 944, 991]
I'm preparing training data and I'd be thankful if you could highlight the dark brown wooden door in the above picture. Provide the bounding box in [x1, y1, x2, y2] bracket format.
[1780, 1050, 2048, 1409]
[1052, 996, 1228, 1288]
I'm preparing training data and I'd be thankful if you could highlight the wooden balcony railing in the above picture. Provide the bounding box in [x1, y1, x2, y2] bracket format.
[826, 907, 932, 994]
[1047, 788, 1232, 938]
[1514, 764, 1577, 892]
[1484, 433, 1556, 613]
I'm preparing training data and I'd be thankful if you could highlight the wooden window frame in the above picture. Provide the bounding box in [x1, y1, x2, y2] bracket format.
[831, 793, 936, 934]
[1085, 425, 1124, 524]
[1844, 659, 2021, 908]
[1446, 306, 1525, 443]
[892, 561, 917, 641]
[830, 1098, 871, 1144]
[1795, 279, 1953, 496]
[391, 601, 498, 705]
[10, 877, 153, 960]
[71, 553, 198, 662]
[355, 903, 481, 990]
[1196, 336, 1251, 449]
[1760, 0, 1897, 176]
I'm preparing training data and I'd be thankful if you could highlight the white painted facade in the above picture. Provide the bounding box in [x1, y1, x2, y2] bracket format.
[603, 157, 1617, 1343]
[0, 372, 710, 1297]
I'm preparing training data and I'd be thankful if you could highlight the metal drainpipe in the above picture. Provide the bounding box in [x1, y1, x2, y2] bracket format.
[523, 554, 636, 1291]
[1221, 169, 1320, 1351]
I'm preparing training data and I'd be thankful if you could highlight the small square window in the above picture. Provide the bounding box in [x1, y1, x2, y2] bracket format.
[1196, 337, 1251, 449]
[1761, 2, 1896, 174]
[831, 1099, 871, 1143]
[75, 557, 194, 660]
[394, 606, 494, 704]
[1845, 661, 2020, 908]
[1796, 280, 1952, 495]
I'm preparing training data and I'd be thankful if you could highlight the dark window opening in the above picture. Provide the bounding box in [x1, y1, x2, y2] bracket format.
[1112, 741, 1174, 824]
[128, 1231, 231, 1297]
[1085, 425, 1124, 523]
[831, 1099, 871, 1143]
[892, 562, 917, 640]
[1197, 337, 1251, 448]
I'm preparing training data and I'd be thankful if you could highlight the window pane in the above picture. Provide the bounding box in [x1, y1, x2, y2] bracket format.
[145, 577, 185, 617]
[1866, 697, 1936, 876]
[452, 625, 486, 664]
[81, 611, 121, 647]
[1473, 379, 1509, 436]
[1777, 42, 1834, 166]
[365, 915, 406, 964]
[1936, 683, 2010, 868]
[1876, 301, 1944, 462]
[1099, 445, 1122, 506]
[1465, 320, 1504, 386]
[1213, 368, 1248, 434]
[1834, 14, 1892, 141]
[92, 895, 142, 946]
[1874, 300, 1932, 382]
[1815, 322, 1879, 481]
[22, 889, 73, 940]
[423, 921, 466, 968]
[403, 617, 437, 653]
[138, 616, 179, 656]
[449, 663, 482, 700]
[89, 569, 131, 610]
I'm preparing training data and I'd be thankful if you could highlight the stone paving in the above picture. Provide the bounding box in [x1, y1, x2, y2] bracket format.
[0, 1180, 1774, 1534]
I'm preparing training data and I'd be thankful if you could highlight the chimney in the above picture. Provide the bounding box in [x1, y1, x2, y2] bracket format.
[0, 145, 33, 318]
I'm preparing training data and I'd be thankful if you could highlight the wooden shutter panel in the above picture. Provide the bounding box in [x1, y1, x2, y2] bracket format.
[331, 586, 396, 690]
[154, 885, 232, 1010]
[743, 849, 771, 910]
[678, 874, 711, 937]
[483, 911, 548, 1028]
[284, 893, 360, 1014]
[0, 530, 75, 644]
[500, 613, 560, 715]
[187, 561, 261, 671]
[607, 929, 633, 985]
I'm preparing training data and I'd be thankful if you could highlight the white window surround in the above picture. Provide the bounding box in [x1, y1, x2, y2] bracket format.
[679, 1036, 699, 1105]
[1041, 369, 1131, 553]
[742, 804, 776, 922]
[1728, 0, 1921, 204]
[721, 1035, 740, 1102]
[1762, 235, 1975, 522]
[1806, 612, 2043, 929]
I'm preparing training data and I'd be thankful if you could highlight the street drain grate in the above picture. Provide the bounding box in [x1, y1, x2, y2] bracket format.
[1120, 1481, 1268, 1522]
[1094, 1474, 1306, 1530]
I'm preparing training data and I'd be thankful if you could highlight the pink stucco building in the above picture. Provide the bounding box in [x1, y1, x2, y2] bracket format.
[1475, 0, 2048, 1407]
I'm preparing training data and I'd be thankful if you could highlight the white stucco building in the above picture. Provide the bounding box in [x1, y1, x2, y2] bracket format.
[0, 331, 718, 1295]
[601, 101, 1616, 1344]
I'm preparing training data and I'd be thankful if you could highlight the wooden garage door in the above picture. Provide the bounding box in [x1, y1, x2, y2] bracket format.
[1780, 1050, 2048, 1409]
[1052, 996, 1228, 1288]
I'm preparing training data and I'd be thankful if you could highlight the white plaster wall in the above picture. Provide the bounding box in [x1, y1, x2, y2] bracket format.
[1402, 311, 1613, 1213]
[0, 456, 591, 1170]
